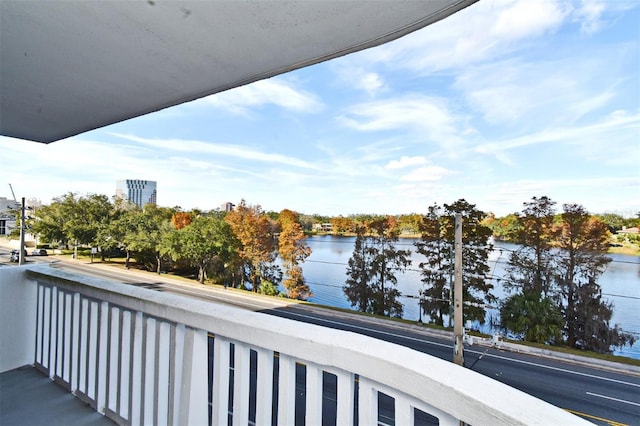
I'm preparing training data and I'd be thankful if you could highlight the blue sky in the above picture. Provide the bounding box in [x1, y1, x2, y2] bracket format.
[2, 0, 639, 217]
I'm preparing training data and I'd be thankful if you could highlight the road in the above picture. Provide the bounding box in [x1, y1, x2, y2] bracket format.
[2, 250, 639, 425]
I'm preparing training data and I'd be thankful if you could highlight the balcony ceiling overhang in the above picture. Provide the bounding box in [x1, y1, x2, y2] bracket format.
[0, 0, 475, 144]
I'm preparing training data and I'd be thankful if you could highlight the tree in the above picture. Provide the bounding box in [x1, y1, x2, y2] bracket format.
[500, 293, 563, 344]
[161, 215, 238, 284]
[343, 217, 411, 318]
[414, 204, 451, 326]
[397, 213, 423, 235]
[330, 216, 355, 234]
[344, 225, 372, 313]
[504, 196, 558, 298]
[171, 211, 193, 230]
[30, 193, 114, 255]
[555, 204, 633, 352]
[108, 202, 143, 268]
[126, 204, 174, 273]
[366, 217, 411, 318]
[225, 200, 279, 293]
[415, 200, 495, 326]
[278, 209, 312, 300]
[570, 279, 635, 352]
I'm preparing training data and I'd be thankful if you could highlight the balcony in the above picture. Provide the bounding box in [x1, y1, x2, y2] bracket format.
[0, 264, 588, 425]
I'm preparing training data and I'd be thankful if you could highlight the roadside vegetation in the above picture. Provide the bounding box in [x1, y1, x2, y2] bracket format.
[13, 191, 639, 357]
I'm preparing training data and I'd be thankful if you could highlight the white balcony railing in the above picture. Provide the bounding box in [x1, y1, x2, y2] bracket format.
[0, 264, 589, 425]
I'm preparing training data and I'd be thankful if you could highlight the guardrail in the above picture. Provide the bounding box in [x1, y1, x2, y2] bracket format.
[0, 265, 589, 425]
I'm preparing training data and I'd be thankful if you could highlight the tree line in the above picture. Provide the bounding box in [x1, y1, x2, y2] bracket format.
[23, 192, 636, 354]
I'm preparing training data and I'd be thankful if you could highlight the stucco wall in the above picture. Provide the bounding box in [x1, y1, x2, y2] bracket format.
[0, 266, 37, 372]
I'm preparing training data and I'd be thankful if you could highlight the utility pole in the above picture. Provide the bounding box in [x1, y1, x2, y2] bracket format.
[453, 213, 464, 366]
[19, 197, 26, 265]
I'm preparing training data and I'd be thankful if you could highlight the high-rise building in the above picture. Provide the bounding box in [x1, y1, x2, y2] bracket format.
[116, 179, 157, 208]
[221, 202, 235, 212]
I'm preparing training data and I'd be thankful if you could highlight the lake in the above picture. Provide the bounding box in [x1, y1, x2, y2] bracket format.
[298, 235, 640, 359]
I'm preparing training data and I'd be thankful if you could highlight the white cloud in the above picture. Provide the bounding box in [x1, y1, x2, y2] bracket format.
[399, 166, 456, 182]
[475, 111, 640, 160]
[111, 133, 321, 170]
[346, 0, 572, 73]
[574, 0, 606, 34]
[455, 47, 628, 127]
[490, 0, 569, 40]
[338, 96, 469, 154]
[385, 156, 428, 169]
[200, 77, 323, 114]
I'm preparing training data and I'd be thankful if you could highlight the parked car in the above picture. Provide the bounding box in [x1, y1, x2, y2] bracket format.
[31, 248, 48, 256]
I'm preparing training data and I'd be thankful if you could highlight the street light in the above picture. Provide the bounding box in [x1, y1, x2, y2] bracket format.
[19, 197, 26, 265]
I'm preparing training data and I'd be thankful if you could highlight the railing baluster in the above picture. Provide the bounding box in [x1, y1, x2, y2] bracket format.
[306, 362, 323, 425]
[107, 306, 120, 414]
[42, 286, 51, 371]
[255, 347, 273, 426]
[157, 321, 171, 425]
[335, 370, 354, 426]
[119, 309, 132, 421]
[277, 354, 296, 425]
[395, 394, 412, 426]
[143, 317, 156, 424]
[54, 288, 63, 379]
[170, 323, 184, 426]
[212, 335, 230, 425]
[130, 311, 144, 425]
[232, 342, 250, 426]
[71, 292, 80, 392]
[78, 297, 88, 396]
[357, 377, 376, 426]
[97, 301, 108, 412]
[87, 300, 98, 402]
[63, 292, 72, 384]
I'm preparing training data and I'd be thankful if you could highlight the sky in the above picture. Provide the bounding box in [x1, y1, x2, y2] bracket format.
[1, 0, 639, 218]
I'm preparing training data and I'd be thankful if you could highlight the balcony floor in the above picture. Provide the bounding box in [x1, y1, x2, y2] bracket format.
[0, 365, 113, 425]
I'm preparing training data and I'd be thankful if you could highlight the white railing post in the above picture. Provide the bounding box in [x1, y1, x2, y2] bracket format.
[255, 347, 273, 426]
[97, 300, 109, 412]
[107, 306, 120, 415]
[336, 370, 354, 426]
[305, 362, 323, 425]
[212, 335, 230, 425]
[170, 323, 185, 426]
[71, 292, 80, 392]
[119, 309, 132, 421]
[232, 342, 251, 426]
[143, 317, 157, 424]
[62, 292, 73, 384]
[42, 286, 51, 371]
[175, 327, 208, 426]
[87, 300, 98, 401]
[186, 328, 208, 425]
[357, 377, 377, 426]
[130, 311, 144, 425]
[157, 320, 171, 425]
[277, 354, 297, 425]
[54, 290, 65, 381]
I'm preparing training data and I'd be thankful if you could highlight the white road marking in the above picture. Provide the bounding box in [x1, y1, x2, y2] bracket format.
[586, 391, 640, 407]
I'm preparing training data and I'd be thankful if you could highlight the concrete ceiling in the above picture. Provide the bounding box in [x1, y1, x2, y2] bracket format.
[0, 0, 475, 144]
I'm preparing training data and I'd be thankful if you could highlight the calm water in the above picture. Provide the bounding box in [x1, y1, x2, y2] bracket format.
[297, 235, 640, 359]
